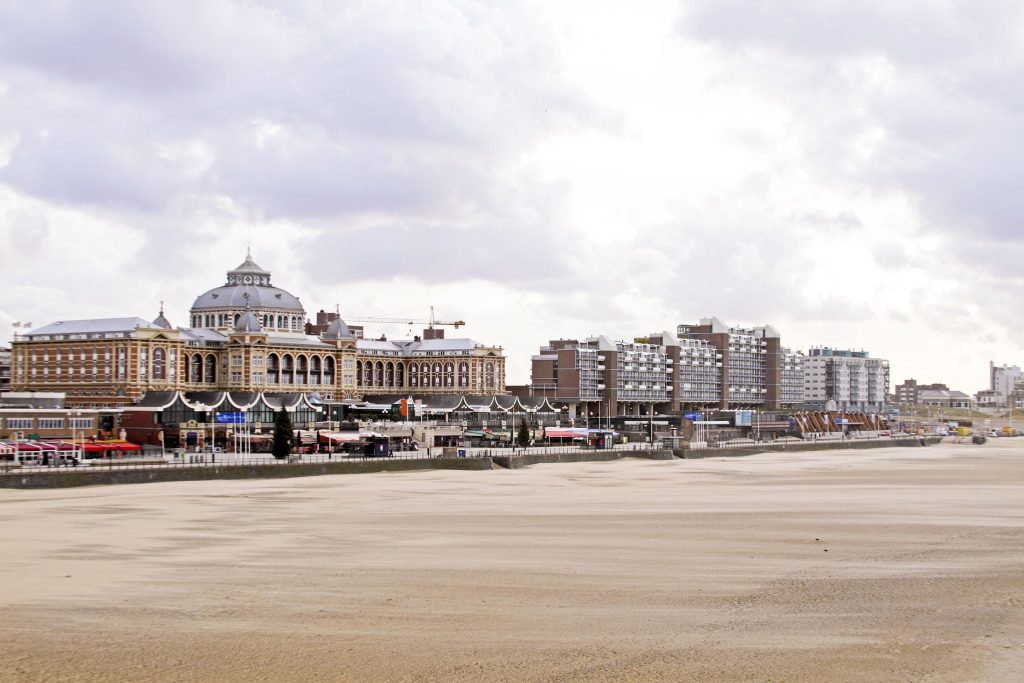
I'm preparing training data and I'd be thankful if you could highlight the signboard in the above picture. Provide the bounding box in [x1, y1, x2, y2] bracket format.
[683, 411, 703, 421]
[735, 411, 753, 427]
[216, 412, 246, 424]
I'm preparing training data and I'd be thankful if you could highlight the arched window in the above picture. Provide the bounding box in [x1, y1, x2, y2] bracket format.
[324, 357, 335, 385]
[310, 356, 322, 385]
[458, 362, 469, 388]
[267, 354, 279, 384]
[485, 362, 495, 390]
[420, 362, 430, 387]
[152, 348, 166, 380]
[385, 362, 394, 387]
[431, 362, 442, 388]
[363, 361, 373, 387]
[296, 355, 308, 385]
[409, 363, 418, 387]
[356, 360, 363, 387]
[204, 355, 217, 383]
[282, 354, 294, 384]
[374, 361, 384, 386]
[395, 363, 404, 388]
[444, 362, 454, 387]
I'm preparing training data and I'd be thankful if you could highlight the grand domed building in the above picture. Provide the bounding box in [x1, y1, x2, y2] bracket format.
[8, 253, 508, 420]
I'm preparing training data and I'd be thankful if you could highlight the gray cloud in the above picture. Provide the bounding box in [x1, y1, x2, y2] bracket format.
[679, 0, 1024, 287]
[0, 1, 594, 227]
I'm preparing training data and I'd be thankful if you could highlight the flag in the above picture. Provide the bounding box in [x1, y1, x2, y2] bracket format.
[25, 322, 31, 327]
[12, 322, 21, 327]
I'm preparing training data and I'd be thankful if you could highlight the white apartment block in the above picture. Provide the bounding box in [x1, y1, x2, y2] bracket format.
[988, 362, 1023, 407]
[780, 348, 806, 407]
[804, 348, 889, 412]
[677, 337, 722, 405]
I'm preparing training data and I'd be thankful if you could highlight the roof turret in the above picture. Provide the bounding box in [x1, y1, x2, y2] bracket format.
[321, 305, 352, 339]
[152, 302, 172, 329]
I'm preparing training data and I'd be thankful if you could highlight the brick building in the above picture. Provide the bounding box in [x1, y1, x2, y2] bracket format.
[9, 252, 507, 408]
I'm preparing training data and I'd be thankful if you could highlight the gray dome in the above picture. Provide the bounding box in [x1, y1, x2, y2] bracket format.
[191, 284, 304, 312]
[190, 251, 305, 316]
[322, 316, 352, 340]
[235, 310, 262, 333]
[152, 304, 172, 329]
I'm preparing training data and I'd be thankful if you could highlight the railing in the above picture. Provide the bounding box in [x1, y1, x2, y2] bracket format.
[1, 441, 665, 474]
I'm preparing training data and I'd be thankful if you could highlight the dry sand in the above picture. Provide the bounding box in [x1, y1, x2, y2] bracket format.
[1, 441, 1023, 682]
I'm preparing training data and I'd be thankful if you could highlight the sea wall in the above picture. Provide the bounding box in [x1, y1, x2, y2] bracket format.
[0, 457, 494, 490]
[0, 438, 944, 489]
[491, 449, 676, 469]
[675, 437, 942, 459]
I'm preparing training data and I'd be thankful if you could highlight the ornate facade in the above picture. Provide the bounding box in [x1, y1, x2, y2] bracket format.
[9, 253, 506, 407]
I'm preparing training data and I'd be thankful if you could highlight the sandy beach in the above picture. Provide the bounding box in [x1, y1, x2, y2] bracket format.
[1, 441, 1022, 682]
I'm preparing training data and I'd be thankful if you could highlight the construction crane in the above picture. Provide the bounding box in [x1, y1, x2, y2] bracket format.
[346, 306, 465, 331]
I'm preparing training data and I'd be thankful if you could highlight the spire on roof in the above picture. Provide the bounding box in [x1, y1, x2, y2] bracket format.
[152, 300, 172, 329]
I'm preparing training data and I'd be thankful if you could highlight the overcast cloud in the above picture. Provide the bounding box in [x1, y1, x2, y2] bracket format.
[1, 0, 1022, 391]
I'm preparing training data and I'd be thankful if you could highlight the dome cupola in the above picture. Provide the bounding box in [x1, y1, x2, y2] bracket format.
[189, 250, 307, 334]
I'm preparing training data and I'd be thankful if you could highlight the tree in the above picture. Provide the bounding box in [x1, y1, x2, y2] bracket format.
[516, 417, 531, 449]
[273, 408, 293, 459]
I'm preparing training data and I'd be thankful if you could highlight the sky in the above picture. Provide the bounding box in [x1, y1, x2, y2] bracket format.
[1, 0, 1022, 393]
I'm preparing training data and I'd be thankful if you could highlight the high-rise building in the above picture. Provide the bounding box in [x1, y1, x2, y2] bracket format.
[0, 346, 11, 393]
[804, 348, 889, 412]
[530, 334, 679, 422]
[779, 348, 806, 407]
[676, 317, 782, 409]
[989, 362, 1022, 407]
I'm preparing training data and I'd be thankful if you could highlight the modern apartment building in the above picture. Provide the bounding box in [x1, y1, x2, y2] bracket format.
[779, 348, 806, 407]
[530, 333, 679, 421]
[676, 317, 782, 409]
[672, 336, 722, 408]
[0, 346, 11, 393]
[804, 347, 889, 412]
[988, 362, 1023, 407]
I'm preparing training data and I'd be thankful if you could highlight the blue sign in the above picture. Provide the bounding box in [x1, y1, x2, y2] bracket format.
[683, 412, 703, 421]
[215, 412, 246, 424]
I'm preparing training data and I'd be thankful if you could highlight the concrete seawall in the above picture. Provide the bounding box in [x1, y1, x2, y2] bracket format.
[675, 437, 943, 459]
[491, 450, 676, 469]
[0, 457, 495, 490]
[0, 438, 944, 489]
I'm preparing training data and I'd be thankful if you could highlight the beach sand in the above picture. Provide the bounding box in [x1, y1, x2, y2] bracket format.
[1, 441, 1022, 682]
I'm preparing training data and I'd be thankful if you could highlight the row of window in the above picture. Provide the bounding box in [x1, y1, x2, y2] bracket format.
[191, 312, 303, 330]
[1, 417, 95, 430]
[356, 360, 498, 389]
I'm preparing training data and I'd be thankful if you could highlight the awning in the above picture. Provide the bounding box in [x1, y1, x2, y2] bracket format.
[36, 441, 77, 451]
[320, 432, 363, 443]
[545, 430, 586, 439]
